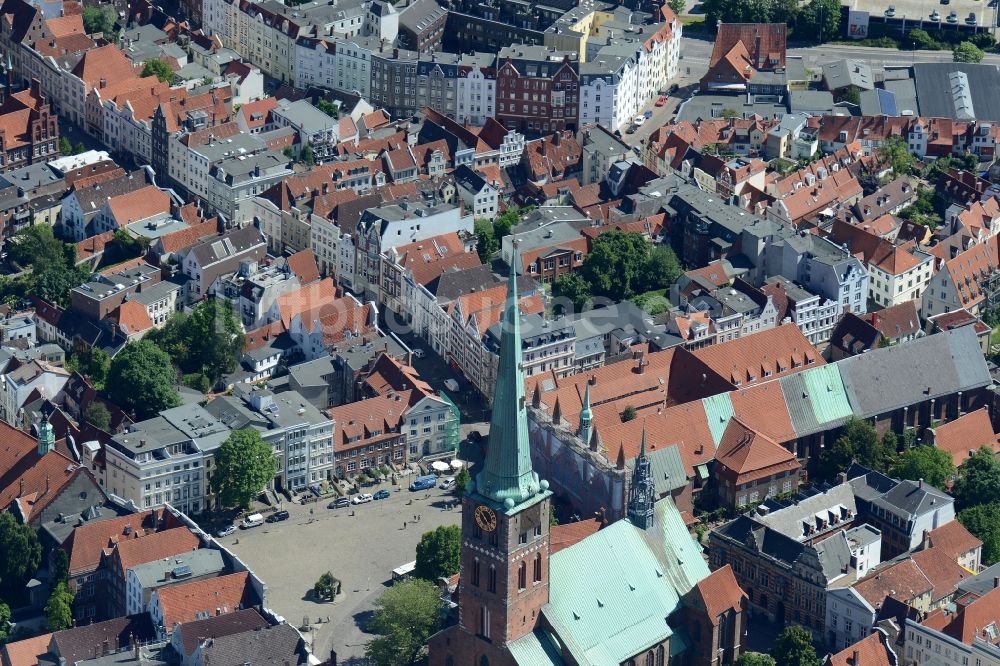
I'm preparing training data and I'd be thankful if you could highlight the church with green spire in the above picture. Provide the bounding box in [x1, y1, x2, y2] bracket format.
[428, 252, 748, 666]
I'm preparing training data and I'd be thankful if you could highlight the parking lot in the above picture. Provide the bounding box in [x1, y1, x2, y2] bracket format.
[217, 478, 462, 663]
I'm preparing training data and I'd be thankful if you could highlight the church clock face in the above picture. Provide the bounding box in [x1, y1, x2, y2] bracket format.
[475, 505, 497, 532]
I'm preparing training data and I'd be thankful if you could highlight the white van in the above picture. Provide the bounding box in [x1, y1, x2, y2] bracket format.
[240, 513, 264, 529]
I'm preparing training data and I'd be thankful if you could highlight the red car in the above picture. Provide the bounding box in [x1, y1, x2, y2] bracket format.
[655, 95, 667, 107]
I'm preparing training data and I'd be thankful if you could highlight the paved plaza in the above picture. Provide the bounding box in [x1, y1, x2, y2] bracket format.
[218, 480, 462, 663]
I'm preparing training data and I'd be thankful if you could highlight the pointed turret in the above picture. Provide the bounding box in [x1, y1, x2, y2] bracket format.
[531, 383, 541, 408]
[37, 416, 55, 456]
[552, 397, 562, 426]
[616, 443, 626, 470]
[472, 247, 542, 508]
[578, 383, 593, 446]
[589, 425, 602, 452]
[628, 427, 656, 530]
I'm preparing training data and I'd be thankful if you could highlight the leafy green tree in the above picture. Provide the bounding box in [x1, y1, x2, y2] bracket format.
[0, 512, 42, 592]
[414, 525, 461, 581]
[668, 0, 685, 14]
[622, 406, 637, 422]
[453, 466, 470, 492]
[51, 549, 69, 586]
[44, 582, 74, 631]
[58, 136, 72, 155]
[74, 142, 86, 155]
[878, 136, 915, 176]
[148, 300, 244, 385]
[771, 625, 821, 666]
[840, 86, 861, 105]
[315, 98, 339, 118]
[210, 429, 279, 509]
[958, 503, 1000, 565]
[797, 0, 840, 43]
[721, 108, 739, 119]
[581, 230, 650, 301]
[954, 41, 985, 63]
[553, 273, 591, 314]
[0, 601, 10, 644]
[313, 571, 340, 600]
[474, 218, 498, 262]
[7, 226, 89, 307]
[953, 446, 1000, 511]
[365, 578, 443, 666]
[899, 186, 944, 229]
[107, 340, 180, 420]
[889, 445, 955, 488]
[300, 142, 315, 166]
[71, 347, 110, 389]
[82, 4, 116, 34]
[83, 402, 111, 432]
[494, 208, 521, 239]
[905, 28, 942, 51]
[140, 58, 174, 83]
[820, 418, 892, 479]
[111, 229, 150, 258]
[737, 654, 777, 666]
[643, 245, 682, 290]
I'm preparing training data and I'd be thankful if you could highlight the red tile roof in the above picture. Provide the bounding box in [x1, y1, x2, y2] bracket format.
[154, 571, 253, 631]
[911, 545, 972, 602]
[921, 520, 983, 564]
[692, 323, 823, 387]
[922, 584, 1000, 644]
[275, 278, 336, 328]
[285, 249, 320, 285]
[689, 565, 747, 622]
[110, 527, 199, 577]
[550, 517, 604, 554]
[75, 230, 116, 263]
[106, 185, 170, 225]
[112, 300, 154, 336]
[714, 417, 798, 484]
[825, 631, 895, 666]
[933, 408, 1000, 467]
[62, 509, 164, 575]
[854, 559, 933, 608]
[1, 632, 52, 666]
[862, 301, 920, 340]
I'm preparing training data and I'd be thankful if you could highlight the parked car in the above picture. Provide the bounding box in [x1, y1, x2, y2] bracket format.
[352, 493, 374, 504]
[328, 497, 350, 509]
[643, 110, 653, 119]
[266, 510, 290, 523]
[947, 9, 958, 21]
[966, 11, 976, 23]
[633, 115, 645, 127]
[440, 477, 456, 490]
[216, 524, 237, 537]
[655, 95, 667, 107]
[930, 9, 941, 19]
[240, 513, 264, 529]
[444, 378, 460, 392]
[412, 348, 426, 359]
[626, 125, 637, 134]
[373, 489, 391, 500]
[410, 475, 438, 491]
[884, 5, 895, 15]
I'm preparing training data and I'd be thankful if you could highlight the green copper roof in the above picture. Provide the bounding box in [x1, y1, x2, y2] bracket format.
[702, 393, 734, 446]
[647, 445, 688, 497]
[509, 629, 566, 666]
[782, 364, 854, 435]
[548, 520, 679, 664]
[547, 499, 710, 665]
[472, 254, 541, 507]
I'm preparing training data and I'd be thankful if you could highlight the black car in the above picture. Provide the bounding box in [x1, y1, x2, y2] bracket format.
[265, 510, 290, 523]
[328, 497, 350, 509]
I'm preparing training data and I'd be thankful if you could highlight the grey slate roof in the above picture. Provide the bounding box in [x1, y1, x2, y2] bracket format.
[196, 622, 309, 665]
[646, 444, 688, 497]
[913, 62, 1000, 122]
[174, 608, 270, 658]
[815, 531, 853, 582]
[837, 326, 990, 418]
[130, 548, 226, 590]
[754, 483, 856, 542]
[848, 463, 952, 518]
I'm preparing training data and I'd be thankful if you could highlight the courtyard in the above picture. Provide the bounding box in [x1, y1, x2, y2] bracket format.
[216, 479, 462, 664]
